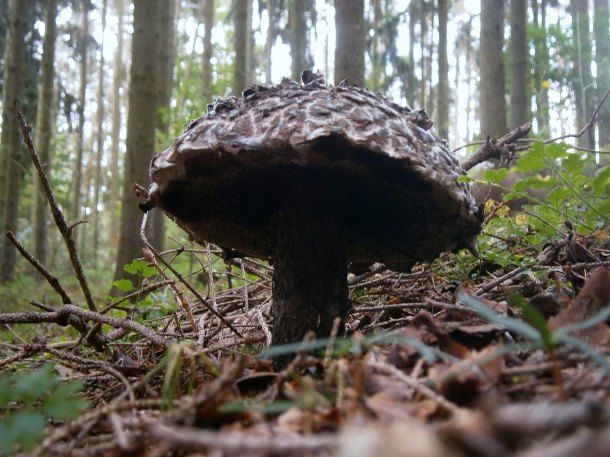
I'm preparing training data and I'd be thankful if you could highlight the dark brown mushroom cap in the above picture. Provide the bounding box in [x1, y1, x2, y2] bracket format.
[147, 78, 481, 271]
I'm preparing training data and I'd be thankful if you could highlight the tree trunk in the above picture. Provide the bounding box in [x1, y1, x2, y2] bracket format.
[0, 0, 31, 282]
[92, 0, 108, 268]
[437, 0, 449, 139]
[570, 0, 595, 149]
[289, 0, 311, 80]
[109, 0, 125, 256]
[594, 0, 610, 147]
[369, 0, 383, 92]
[479, 0, 507, 138]
[148, 0, 176, 251]
[70, 0, 89, 233]
[113, 0, 160, 282]
[532, 0, 550, 134]
[32, 0, 58, 272]
[510, 0, 529, 129]
[233, 0, 251, 94]
[201, 0, 214, 101]
[408, 1, 417, 105]
[419, 2, 428, 109]
[334, 0, 365, 86]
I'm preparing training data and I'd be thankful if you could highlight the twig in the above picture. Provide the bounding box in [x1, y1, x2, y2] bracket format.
[62, 305, 168, 348]
[16, 105, 101, 322]
[546, 87, 610, 145]
[368, 359, 463, 414]
[461, 122, 532, 171]
[138, 211, 243, 339]
[6, 231, 73, 305]
[142, 420, 338, 453]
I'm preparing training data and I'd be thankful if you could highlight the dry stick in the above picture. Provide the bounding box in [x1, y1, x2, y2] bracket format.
[16, 104, 100, 314]
[6, 231, 73, 304]
[143, 421, 338, 453]
[459, 86, 610, 171]
[62, 305, 168, 348]
[460, 122, 532, 171]
[141, 244, 199, 333]
[137, 211, 243, 339]
[546, 87, 610, 146]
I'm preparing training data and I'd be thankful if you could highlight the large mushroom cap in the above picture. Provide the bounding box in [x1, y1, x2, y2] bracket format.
[148, 77, 481, 272]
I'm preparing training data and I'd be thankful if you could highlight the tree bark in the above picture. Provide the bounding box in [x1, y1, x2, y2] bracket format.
[32, 0, 58, 272]
[0, 0, 31, 282]
[437, 0, 449, 139]
[233, 0, 251, 94]
[510, 0, 529, 129]
[334, 0, 365, 86]
[92, 0, 108, 268]
[594, 0, 610, 147]
[201, 0, 214, 101]
[70, 0, 89, 231]
[109, 0, 125, 256]
[570, 0, 595, 149]
[289, 0, 311, 81]
[479, 0, 507, 138]
[113, 0, 160, 282]
[148, 0, 176, 252]
[532, 0, 550, 134]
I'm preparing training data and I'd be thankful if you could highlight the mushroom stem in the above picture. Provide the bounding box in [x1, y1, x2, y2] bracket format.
[271, 190, 350, 350]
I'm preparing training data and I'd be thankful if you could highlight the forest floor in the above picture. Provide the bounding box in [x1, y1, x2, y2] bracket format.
[2, 234, 610, 457]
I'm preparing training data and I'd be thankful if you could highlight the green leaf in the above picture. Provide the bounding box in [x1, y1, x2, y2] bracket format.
[113, 279, 134, 292]
[593, 166, 610, 196]
[516, 142, 546, 173]
[457, 292, 542, 340]
[561, 152, 586, 174]
[0, 410, 46, 452]
[458, 175, 474, 183]
[546, 141, 570, 160]
[14, 364, 58, 404]
[123, 259, 148, 275]
[0, 375, 15, 407]
[43, 382, 88, 420]
[510, 294, 554, 347]
[483, 168, 509, 183]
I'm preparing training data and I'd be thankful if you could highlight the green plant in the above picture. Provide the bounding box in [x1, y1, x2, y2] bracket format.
[463, 141, 610, 270]
[0, 364, 88, 455]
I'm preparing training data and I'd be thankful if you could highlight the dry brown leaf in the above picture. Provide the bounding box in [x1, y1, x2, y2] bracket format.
[549, 267, 610, 345]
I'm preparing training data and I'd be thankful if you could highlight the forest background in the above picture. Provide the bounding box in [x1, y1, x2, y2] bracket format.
[0, 0, 608, 302]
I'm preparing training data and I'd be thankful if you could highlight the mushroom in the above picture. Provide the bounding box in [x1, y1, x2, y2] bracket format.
[145, 74, 482, 349]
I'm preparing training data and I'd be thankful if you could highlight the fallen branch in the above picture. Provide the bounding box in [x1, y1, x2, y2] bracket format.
[16, 104, 106, 348]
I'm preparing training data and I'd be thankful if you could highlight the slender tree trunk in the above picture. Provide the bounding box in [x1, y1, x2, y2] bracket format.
[70, 0, 89, 232]
[510, 0, 528, 129]
[408, 1, 417, 105]
[479, 0, 507, 138]
[369, 0, 383, 92]
[148, 0, 176, 251]
[334, 0, 365, 86]
[32, 0, 58, 271]
[109, 0, 125, 256]
[92, 0, 108, 268]
[419, 2, 428, 109]
[233, 0, 252, 94]
[437, 0, 449, 139]
[289, 0, 310, 80]
[594, 0, 610, 147]
[113, 0, 160, 282]
[0, 0, 31, 282]
[571, 0, 595, 149]
[532, 0, 550, 133]
[201, 0, 214, 101]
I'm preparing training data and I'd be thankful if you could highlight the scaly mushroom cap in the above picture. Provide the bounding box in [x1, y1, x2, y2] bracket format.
[147, 77, 481, 271]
